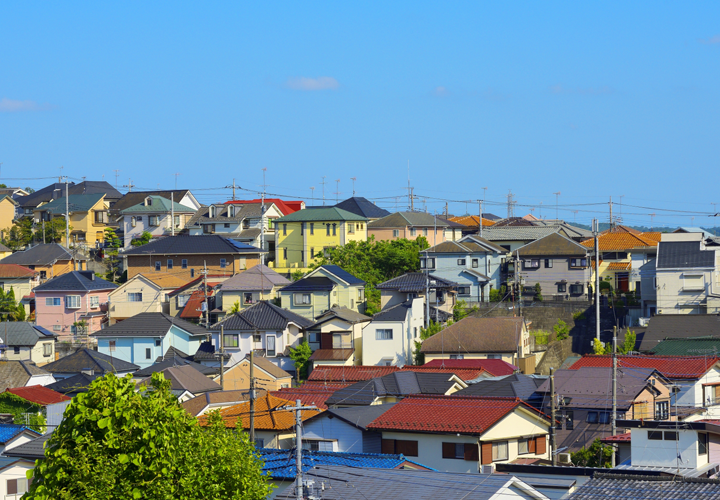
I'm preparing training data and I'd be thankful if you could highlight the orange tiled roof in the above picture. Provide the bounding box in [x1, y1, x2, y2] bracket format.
[449, 215, 495, 228]
[200, 393, 322, 430]
[144, 274, 192, 289]
[641, 232, 662, 242]
[606, 262, 631, 271]
[581, 225, 657, 251]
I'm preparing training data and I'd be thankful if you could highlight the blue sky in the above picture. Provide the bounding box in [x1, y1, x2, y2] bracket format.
[1, 2, 719, 228]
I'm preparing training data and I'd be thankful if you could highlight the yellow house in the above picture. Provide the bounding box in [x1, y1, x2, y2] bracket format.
[33, 194, 110, 246]
[0, 195, 18, 235]
[216, 264, 290, 315]
[273, 207, 367, 272]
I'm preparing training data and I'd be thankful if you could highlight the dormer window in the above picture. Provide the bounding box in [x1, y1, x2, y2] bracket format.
[144, 197, 153, 206]
[208, 206, 216, 218]
[227, 205, 235, 217]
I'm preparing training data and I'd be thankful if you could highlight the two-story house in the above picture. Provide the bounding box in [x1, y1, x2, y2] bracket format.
[0, 195, 18, 233]
[17, 180, 121, 217]
[1, 323, 56, 365]
[306, 307, 372, 367]
[422, 236, 507, 304]
[33, 194, 110, 246]
[109, 189, 200, 219]
[0, 187, 30, 219]
[215, 265, 290, 315]
[274, 207, 368, 271]
[333, 197, 390, 221]
[0, 243, 86, 282]
[107, 274, 181, 324]
[92, 312, 208, 369]
[0, 264, 39, 313]
[120, 195, 196, 248]
[122, 234, 264, 282]
[34, 271, 117, 340]
[376, 272, 457, 322]
[278, 265, 366, 320]
[515, 232, 591, 301]
[187, 202, 285, 250]
[362, 298, 424, 366]
[368, 212, 462, 245]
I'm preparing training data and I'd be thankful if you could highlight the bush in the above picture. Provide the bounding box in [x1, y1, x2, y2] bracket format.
[531, 330, 551, 345]
[489, 285, 507, 302]
[572, 311, 586, 321]
[533, 283, 543, 301]
[553, 319, 570, 341]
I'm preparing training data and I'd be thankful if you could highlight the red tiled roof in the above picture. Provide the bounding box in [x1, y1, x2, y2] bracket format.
[270, 388, 335, 410]
[299, 381, 353, 390]
[180, 289, 214, 319]
[400, 366, 487, 382]
[606, 262, 631, 271]
[423, 359, 518, 377]
[570, 355, 720, 380]
[224, 199, 304, 216]
[367, 395, 548, 435]
[0, 264, 38, 278]
[308, 365, 400, 382]
[601, 432, 631, 443]
[5, 385, 71, 405]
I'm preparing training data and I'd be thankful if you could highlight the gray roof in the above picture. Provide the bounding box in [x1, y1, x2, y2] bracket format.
[333, 197, 390, 219]
[420, 317, 525, 354]
[275, 207, 367, 223]
[111, 190, 193, 214]
[213, 300, 314, 331]
[91, 312, 209, 338]
[515, 232, 588, 257]
[567, 473, 720, 499]
[426, 238, 506, 255]
[312, 404, 397, 430]
[455, 373, 545, 400]
[0, 243, 79, 266]
[138, 364, 221, 394]
[325, 371, 459, 406]
[311, 307, 372, 327]
[187, 203, 262, 226]
[0, 360, 51, 391]
[34, 271, 118, 292]
[638, 314, 720, 352]
[122, 234, 263, 256]
[219, 265, 290, 292]
[377, 272, 456, 293]
[134, 357, 217, 377]
[480, 226, 562, 242]
[1, 323, 55, 347]
[368, 211, 451, 228]
[3, 432, 52, 459]
[656, 241, 716, 269]
[372, 301, 413, 322]
[46, 373, 100, 395]
[43, 348, 139, 375]
[17, 181, 121, 209]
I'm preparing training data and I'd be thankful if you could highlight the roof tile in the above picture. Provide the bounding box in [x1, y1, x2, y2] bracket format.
[570, 354, 719, 379]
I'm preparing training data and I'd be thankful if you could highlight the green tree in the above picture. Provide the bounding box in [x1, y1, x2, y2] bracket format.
[130, 231, 153, 247]
[534, 283, 543, 301]
[4, 218, 33, 250]
[0, 392, 46, 432]
[103, 228, 122, 282]
[453, 299, 477, 322]
[229, 300, 241, 314]
[619, 329, 636, 354]
[413, 320, 453, 365]
[489, 285, 507, 303]
[25, 187, 36, 194]
[36, 218, 69, 244]
[0, 287, 26, 321]
[553, 319, 569, 341]
[593, 338, 611, 355]
[26, 373, 272, 500]
[289, 341, 312, 380]
[571, 438, 613, 468]
[291, 270, 305, 282]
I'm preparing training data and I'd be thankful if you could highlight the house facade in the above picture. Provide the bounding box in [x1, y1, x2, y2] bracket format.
[1, 323, 56, 365]
[33, 194, 110, 246]
[377, 272, 457, 320]
[0, 264, 40, 313]
[368, 212, 462, 245]
[187, 202, 285, 250]
[362, 298, 424, 366]
[216, 265, 290, 315]
[0, 195, 18, 233]
[107, 274, 170, 324]
[0, 243, 86, 282]
[120, 195, 196, 248]
[306, 307, 372, 367]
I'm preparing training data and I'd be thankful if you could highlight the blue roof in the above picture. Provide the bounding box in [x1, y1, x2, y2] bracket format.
[319, 265, 364, 285]
[33, 326, 56, 338]
[280, 277, 336, 293]
[258, 449, 434, 480]
[0, 424, 39, 444]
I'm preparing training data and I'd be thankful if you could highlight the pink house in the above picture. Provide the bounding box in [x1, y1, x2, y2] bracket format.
[34, 271, 117, 341]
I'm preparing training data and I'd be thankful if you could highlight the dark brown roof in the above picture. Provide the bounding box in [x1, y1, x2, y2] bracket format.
[420, 317, 525, 354]
[515, 232, 588, 257]
[181, 389, 267, 417]
[236, 356, 293, 380]
[309, 349, 354, 361]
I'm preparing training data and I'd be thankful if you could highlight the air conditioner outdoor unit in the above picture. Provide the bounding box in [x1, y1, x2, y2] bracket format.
[558, 453, 572, 464]
[480, 464, 494, 474]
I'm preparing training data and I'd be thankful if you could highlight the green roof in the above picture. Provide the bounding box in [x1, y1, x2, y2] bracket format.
[650, 336, 720, 356]
[121, 196, 196, 214]
[274, 207, 367, 223]
[36, 194, 104, 214]
[368, 211, 450, 228]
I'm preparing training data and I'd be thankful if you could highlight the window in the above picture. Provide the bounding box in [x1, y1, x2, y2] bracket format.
[518, 438, 530, 455]
[13, 346, 20, 354]
[40, 271, 47, 279]
[545, 259, 553, 268]
[457, 258, 466, 266]
[181, 259, 188, 269]
[332, 224, 336, 236]
[310, 248, 314, 259]
[7, 478, 29, 496]
[223, 334, 239, 347]
[664, 431, 678, 441]
[564, 411, 574, 430]
[300, 251, 304, 262]
[348, 223, 355, 234]
[243, 292, 254, 305]
[655, 401, 669, 420]
[208, 206, 216, 218]
[174, 215, 180, 227]
[300, 222, 304, 235]
[457, 286, 470, 295]
[283, 247, 287, 260]
[167, 259, 173, 270]
[203, 223, 215, 234]
[586, 411, 598, 424]
[310, 223, 314, 234]
[294, 293, 311, 305]
[149, 215, 160, 226]
[46, 297, 61, 306]
[254, 438, 264, 448]
[136, 216, 142, 222]
[128, 293, 143, 302]
[393, 229, 399, 238]
[43, 343, 52, 356]
[227, 205, 235, 217]
[683, 274, 705, 291]
[700, 433, 708, 455]
[570, 258, 588, 267]
[95, 211, 108, 224]
[358, 288, 365, 301]
[266, 335, 276, 357]
[410, 228, 417, 236]
[523, 259, 540, 269]
[242, 219, 250, 229]
[424, 257, 436, 269]
[472, 259, 479, 268]
[450, 354, 464, 359]
[557, 283, 567, 293]
[253, 334, 261, 343]
[65, 295, 81, 309]
[155, 261, 161, 271]
[648, 431, 663, 440]
[145, 348, 151, 359]
[283, 224, 287, 236]
[220, 258, 227, 268]
[326, 224, 331, 236]
[376, 329, 393, 340]
[178, 294, 190, 308]
[492, 441, 508, 461]
[423, 228, 428, 236]
[53, 325, 61, 332]
[155, 339, 161, 347]
[442, 442, 470, 460]
[569, 284, 584, 295]
[705, 385, 720, 406]
[414, 327, 418, 338]
[89, 296, 100, 308]
[382, 439, 418, 457]
[598, 412, 610, 424]
[190, 269, 195, 278]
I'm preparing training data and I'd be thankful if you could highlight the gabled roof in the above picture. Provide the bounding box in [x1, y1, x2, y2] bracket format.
[308, 403, 397, 429]
[134, 357, 217, 378]
[270, 387, 335, 410]
[4, 385, 70, 405]
[225, 198, 304, 216]
[279, 277, 336, 293]
[515, 232, 588, 257]
[581, 225, 658, 250]
[368, 211, 451, 229]
[638, 314, 720, 352]
[366, 394, 549, 434]
[426, 238, 506, 255]
[139, 364, 221, 394]
[448, 215, 496, 227]
[111, 190, 193, 214]
[569, 355, 720, 380]
[143, 273, 193, 290]
[656, 241, 716, 269]
[3, 432, 52, 459]
[372, 300, 413, 322]
[0, 360, 52, 392]
[91, 312, 209, 338]
[479, 226, 561, 242]
[181, 389, 263, 417]
[650, 337, 720, 356]
[0, 424, 41, 444]
[43, 348, 139, 375]
[1, 323, 55, 347]
[376, 272, 456, 293]
[0, 243, 76, 266]
[17, 181, 121, 209]
[213, 300, 313, 330]
[567, 473, 720, 500]
[122, 235, 263, 256]
[235, 355, 293, 380]
[311, 307, 372, 327]
[218, 265, 290, 292]
[308, 365, 400, 382]
[202, 393, 322, 430]
[34, 271, 117, 292]
[36, 193, 105, 214]
[423, 359, 518, 376]
[275, 207, 367, 223]
[46, 373, 100, 395]
[420, 317, 525, 354]
[310, 265, 365, 285]
[120, 196, 195, 214]
[187, 203, 262, 226]
[0, 264, 37, 278]
[308, 348, 354, 361]
[455, 373, 544, 399]
[400, 366, 487, 382]
[334, 197, 390, 219]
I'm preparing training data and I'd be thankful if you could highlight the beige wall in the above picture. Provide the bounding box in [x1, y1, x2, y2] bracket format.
[0, 198, 16, 233]
[127, 254, 260, 282]
[219, 286, 283, 312]
[4, 340, 55, 365]
[657, 260, 720, 315]
[369, 227, 459, 245]
[212, 361, 292, 391]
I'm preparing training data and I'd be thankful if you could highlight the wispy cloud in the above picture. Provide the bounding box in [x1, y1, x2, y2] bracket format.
[0, 98, 54, 112]
[284, 76, 340, 91]
[433, 86, 451, 97]
[699, 35, 720, 45]
[549, 84, 614, 96]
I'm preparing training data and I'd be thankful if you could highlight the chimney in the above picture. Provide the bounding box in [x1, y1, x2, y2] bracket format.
[52, 189, 62, 200]
[78, 271, 95, 281]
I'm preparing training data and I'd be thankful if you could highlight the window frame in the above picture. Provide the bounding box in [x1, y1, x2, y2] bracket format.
[569, 284, 584, 295]
[220, 258, 227, 268]
[375, 329, 393, 340]
[472, 258, 479, 268]
[65, 295, 81, 309]
[223, 334, 239, 348]
[457, 258, 466, 266]
[145, 348, 152, 359]
[294, 293, 311, 306]
[182, 259, 188, 269]
[155, 261, 161, 271]
[167, 259, 173, 270]
[557, 283, 567, 293]
[491, 441, 508, 462]
[46, 297, 61, 306]
[545, 258, 553, 268]
[586, 411, 599, 424]
[89, 295, 100, 308]
[128, 292, 143, 303]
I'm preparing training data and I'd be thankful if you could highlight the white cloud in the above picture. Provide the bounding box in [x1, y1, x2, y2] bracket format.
[699, 35, 720, 45]
[284, 77, 340, 91]
[0, 98, 54, 112]
[433, 86, 450, 97]
[549, 84, 613, 96]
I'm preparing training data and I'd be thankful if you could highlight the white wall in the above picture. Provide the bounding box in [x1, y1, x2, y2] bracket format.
[46, 400, 71, 433]
[0, 461, 35, 499]
[630, 428, 705, 469]
[363, 298, 424, 366]
[302, 414, 365, 453]
[380, 431, 480, 473]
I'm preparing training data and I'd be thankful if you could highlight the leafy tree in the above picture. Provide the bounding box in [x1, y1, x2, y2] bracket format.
[290, 270, 305, 282]
[289, 341, 312, 380]
[489, 285, 507, 303]
[593, 338, 611, 355]
[599, 280, 613, 295]
[25, 187, 36, 194]
[130, 231, 153, 247]
[553, 319, 569, 341]
[36, 218, 69, 244]
[0, 392, 46, 432]
[453, 299, 477, 322]
[571, 438, 613, 468]
[0, 287, 26, 321]
[229, 300, 241, 314]
[619, 329, 636, 354]
[534, 283, 543, 301]
[4, 218, 34, 250]
[413, 320, 453, 365]
[103, 228, 122, 282]
[26, 373, 272, 500]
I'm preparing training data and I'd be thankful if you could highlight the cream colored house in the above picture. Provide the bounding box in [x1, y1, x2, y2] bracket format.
[0, 195, 18, 236]
[1, 323, 56, 366]
[107, 274, 168, 324]
[216, 265, 290, 315]
[306, 307, 372, 367]
[0, 264, 39, 313]
[211, 356, 293, 391]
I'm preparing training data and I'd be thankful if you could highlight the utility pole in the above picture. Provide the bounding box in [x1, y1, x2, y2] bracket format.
[171, 192, 175, 236]
[232, 178, 236, 200]
[351, 177, 356, 196]
[424, 250, 430, 328]
[594, 219, 600, 341]
[553, 192, 561, 220]
[124, 179, 134, 192]
[410, 187, 414, 211]
[609, 196, 613, 227]
[202, 261, 209, 328]
[280, 399, 318, 500]
[219, 325, 225, 390]
[550, 367, 557, 466]
[261, 168, 266, 266]
[65, 177, 70, 248]
[249, 346, 256, 444]
[478, 200, 483, 238]
[611, 327, 618, 467]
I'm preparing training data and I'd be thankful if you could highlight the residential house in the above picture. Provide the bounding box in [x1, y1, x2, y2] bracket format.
[366, 395, 551, 473]
[45, 373, 100, 396]
[638, 257, 657, 317]
[2, 385, 72, 433]
[92, 312, 209, 369]
[107, 273, 183, 324]
[110, 189, 200, 218]
[0, 361, 55, 392]
[0, 264, 40, 313]
[422, 236, 507, 304]
[0, 425, 42, 455]
[0, 243, 11, 261]
[210, 300, 313, 373]
[181, 389, 267, 417]
[120, 195, 196, 248]
[0, 323, 56, 365]
[122, 234, 264, 282]
[0, 187, 30, 219]
[274, 207, 367, 271]
[570, 355, 720, 419]
[650, 336, 720, 356]
[448, 215, 497, 236]
[33, 271, 117, 339]
[278, 265, 366, 320]
[515, 233, 591, 302]
[17, 180, 122, 216]
[202, 393, 322, 449]
[137, 364, 221, 402]
[376, 272, 457, 321]
[0, 243, 86, 281]
[333, 196, 390, 221]
[535, 367, 672, 452]
[216, 265, 290, 314]
[0, 195, 18, 233]
[567, 472, 720, 500]
[205, 355, 293, 392]
[419, 317, 533, 372]
[132, 354, 218, 381]
[481, 224, 591, 254]
[580, 225, 659, 294]
[187, 202, 283, 250]
[33, 194, 110, 246]
[362, 298, 424, 366]
[42, 347, 139, 380]
[270, 386, 336, 410]
[636, 314, 720, 352]
[307, 307, 372, 368]
[401, 365, 493, 382]
[423, 358, 519, 377]
[167, 275, 229, 321]
[307, 365, 401, 385]
[455, 373, 546, 403]
[368, 211, 462, 245]
[0, 456, 37, 499]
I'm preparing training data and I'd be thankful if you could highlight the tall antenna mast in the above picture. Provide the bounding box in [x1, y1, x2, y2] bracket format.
[350, 177, 356, 196]
[553, 191, 561, 220]
[174, 173, 181, 189]
[334, 179, 340, 203]
[321, 177, 326, 206]
[310, 186, 315, 201]
[113, 169, 120, 189]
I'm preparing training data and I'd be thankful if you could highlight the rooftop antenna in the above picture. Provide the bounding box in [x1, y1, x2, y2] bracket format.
[573, 210, 578, 224]
[113, 169, 120, 188]
[334, 179, 340, 203]
[650, 213, 656, 231]
[321, 177, 326, 206]
[310, 186, 315, 201]
[619, 195, 624, 220]
[506, 190, 515, 218]
[174, 173, 181, 189]
[539, 201, 543, 219]
[59, 165, 63, 183]
[553, 191, 561, 220]
[350, 177, 356, 196]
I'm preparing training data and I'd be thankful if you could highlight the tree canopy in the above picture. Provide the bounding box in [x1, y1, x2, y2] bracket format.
[130, 231, 153, 247]
[26, 373, 272, 500]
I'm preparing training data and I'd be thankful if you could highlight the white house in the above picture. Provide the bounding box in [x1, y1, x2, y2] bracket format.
[120, 195, 197, 248]
[0, 457, 37, 499]
[187, 202, 285, 250]
[363, 298, 424, 366]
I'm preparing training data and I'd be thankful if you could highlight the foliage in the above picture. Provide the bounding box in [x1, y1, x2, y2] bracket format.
[25, 187, 36, 194]
[130, 231, 152, 247]
[531, 330, 551, 346]
[289, 341, 313, 380]
[0, 287, 26, 321]
[553, 319, 569, 341]
[533, 283, 543, 301]
[571, 438, 613, 468]
[4, 218, 34, 250]
[413, 320, 453, 365]
[593, 338, 611, 355]
[599, 280, 613, 295]
[453, 299, 477, 322]
[103, 228, 122, 282]
[620, 329, 637, 354]
[0, 392, 46, 432]
[489, 285, 507, 302]
[229, 301, 241, 314]
[26, 373, 272, 500]
[290, 270, 305, 282]
[572, 310, 586, 321]
[37, 218, 70, 244]
[624, 290, 640, 306]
